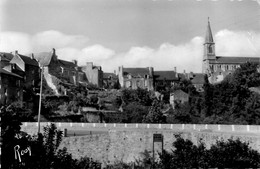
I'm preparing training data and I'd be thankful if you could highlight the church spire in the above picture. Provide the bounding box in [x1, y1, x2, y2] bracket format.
[205, 17, 214, 44]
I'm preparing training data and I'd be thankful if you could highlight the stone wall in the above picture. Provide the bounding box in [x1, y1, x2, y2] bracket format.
[21, 123, 260, 168]
[59, 130, 260, 168]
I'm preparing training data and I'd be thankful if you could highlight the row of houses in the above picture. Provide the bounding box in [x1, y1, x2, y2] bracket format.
[0, 49, 104, 105]
[1, 47, 205, 106]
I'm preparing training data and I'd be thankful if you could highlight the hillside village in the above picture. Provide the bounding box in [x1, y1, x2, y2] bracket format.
[1, 20, 260, 124]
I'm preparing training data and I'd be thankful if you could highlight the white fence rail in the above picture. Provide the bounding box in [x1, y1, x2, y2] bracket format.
[21, 122, 260, 133]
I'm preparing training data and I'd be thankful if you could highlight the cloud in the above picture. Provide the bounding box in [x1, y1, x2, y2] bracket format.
[32, 30, 89, 51]
[56, 37, 204, 73]
[0, 30, 89, 53]
[1, 29, 260, 73]
[0, 31, 33, 53]
[215, 29, 260, 56]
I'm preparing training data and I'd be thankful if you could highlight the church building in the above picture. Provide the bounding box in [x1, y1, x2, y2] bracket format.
[202, 18, 260, 84]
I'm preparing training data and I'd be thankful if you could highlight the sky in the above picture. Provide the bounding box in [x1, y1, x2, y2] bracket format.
[0, 0, 260, 73]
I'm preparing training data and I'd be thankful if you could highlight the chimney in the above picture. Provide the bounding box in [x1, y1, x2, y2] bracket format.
[52, 48, 56, 55]
[119, 65, 123, 76]
[183, 70, 187, 79]
[30, 53, 34, 60]
[174, 67, 178, 78]
[15, 50, 18, 55]
[72, 60, 77, 66]
[86, 62, 93, 69]
[149, 67, 154, 76]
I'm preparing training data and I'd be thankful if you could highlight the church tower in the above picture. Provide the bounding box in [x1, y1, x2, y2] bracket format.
[203, 18, 216, 73]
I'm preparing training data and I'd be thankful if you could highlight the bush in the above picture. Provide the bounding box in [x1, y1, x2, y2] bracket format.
[157, 134, 260, 168]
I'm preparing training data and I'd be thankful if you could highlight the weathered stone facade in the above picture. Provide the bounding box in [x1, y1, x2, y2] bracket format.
[80, 62, 103, 88]
[0, 68, 23, 105]
[9, 51, 40, 90]
[21, 123, 260, 168]
[118, 66, 154, 90]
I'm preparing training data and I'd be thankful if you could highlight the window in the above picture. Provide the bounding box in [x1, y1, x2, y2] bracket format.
[16, 80, 20, 87]
[208, 45, 213, 53]
[137, 80, 141, 87]
[214, 65, 217, 71]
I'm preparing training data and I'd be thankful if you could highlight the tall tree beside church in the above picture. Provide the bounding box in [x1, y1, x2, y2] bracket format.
[203, 74, 214, 116]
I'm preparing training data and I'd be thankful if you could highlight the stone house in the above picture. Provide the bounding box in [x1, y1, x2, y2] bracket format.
[9, 51, 40, 90]
[80, 62, 103, 88]
[0, 68, 23, 106]
[190, 73, 205, 92]
[153, 68, 179, 90]
[103, 72, 118, 89]
[0, 52, 14, 68]
[170, 90, 189, 109]
[118, 66, 154, 90]
[33, 48, 79, 94]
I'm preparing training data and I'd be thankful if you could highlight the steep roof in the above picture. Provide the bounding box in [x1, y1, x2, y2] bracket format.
[18, 54, 39, 66]
[191, 73, 205, 84]
[0, 52, 14, 61]
[209, 56, 260, 64]
[205, 18, 214, 44]
[154, 71, 178, 81]
[33, 52, 53, 67]
[123, 68, 150, 77]
[58, 59, 76, 69]
[0, 68, 23, 78]
[171, 89, 189, 97]
[103, 72, 117, 79]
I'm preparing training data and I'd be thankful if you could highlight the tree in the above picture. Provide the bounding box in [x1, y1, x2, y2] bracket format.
[122, 102, 149, 123]
[1, 105, 22, 169]
[142, 99, 165, 123]
[157, 135, 260, 168]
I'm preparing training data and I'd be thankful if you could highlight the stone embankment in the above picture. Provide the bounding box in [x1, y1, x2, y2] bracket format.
[21, 123, 260, 167]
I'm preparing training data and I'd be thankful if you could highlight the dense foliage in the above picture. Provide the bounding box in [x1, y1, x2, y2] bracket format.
[171, 62, 260, 124]
[157, 134, 260, 168]
[106, 135, 260, 168]
[1, 105, 101, 169]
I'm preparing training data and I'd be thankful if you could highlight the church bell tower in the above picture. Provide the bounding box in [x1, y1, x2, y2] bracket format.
[203, 18, 216, 73]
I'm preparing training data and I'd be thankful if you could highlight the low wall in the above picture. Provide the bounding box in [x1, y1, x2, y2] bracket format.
[59, 130, 260, 168]
[21, 123, 260, 168]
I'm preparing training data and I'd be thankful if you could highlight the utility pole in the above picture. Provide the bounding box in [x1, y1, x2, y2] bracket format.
[37, 66, 43, 134]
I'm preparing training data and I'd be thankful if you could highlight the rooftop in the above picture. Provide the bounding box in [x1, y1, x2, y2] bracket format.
[123, 67, 150, 77]
[191, 73, 205, 84]
[33, 52, 53, 67]
[210, 56, 260, 64]
[103, 72, 117, 79]
[18, 54, 39, 66]
[0, 68, 23, 78]
[154, 71, 178, 81]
